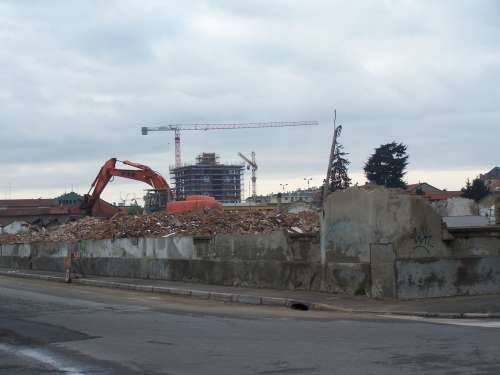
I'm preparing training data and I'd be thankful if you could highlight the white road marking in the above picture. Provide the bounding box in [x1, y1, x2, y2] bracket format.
[0, 343, 85, 374]
[380, 314, 500, 328]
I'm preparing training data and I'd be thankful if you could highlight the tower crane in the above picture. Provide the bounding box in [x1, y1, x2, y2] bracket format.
[141, 121, 318, 168]
[238, 151, 257, 199]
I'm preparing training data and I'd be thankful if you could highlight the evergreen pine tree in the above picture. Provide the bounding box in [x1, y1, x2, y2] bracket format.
[364, 142, 408, 188]
[329, 126, 351, 191]
[461, 177, 489, 202]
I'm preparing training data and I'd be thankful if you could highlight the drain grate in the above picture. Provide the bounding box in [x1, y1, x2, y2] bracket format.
[288, 302, 310, 311]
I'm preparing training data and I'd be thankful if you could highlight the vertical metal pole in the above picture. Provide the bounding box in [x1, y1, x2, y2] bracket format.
[251, 171, 256, 198]
[174, 128, 181, 168]
[251, 151, 257, 199]
[322, 110, 338, 205]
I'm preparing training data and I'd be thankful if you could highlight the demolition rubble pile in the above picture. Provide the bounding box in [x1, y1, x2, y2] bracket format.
[0, 210, 320, 244]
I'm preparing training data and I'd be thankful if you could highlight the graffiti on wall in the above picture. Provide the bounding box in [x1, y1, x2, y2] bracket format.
[414, 226, 434, 254]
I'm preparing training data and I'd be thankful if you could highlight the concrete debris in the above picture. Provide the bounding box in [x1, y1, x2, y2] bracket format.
[0, 209, 319, 244]
[1, 221, 30, 235]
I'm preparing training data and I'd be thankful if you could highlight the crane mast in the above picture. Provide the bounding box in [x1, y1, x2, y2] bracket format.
[238, 151, 257, 199]
[141, 120, 318, 168]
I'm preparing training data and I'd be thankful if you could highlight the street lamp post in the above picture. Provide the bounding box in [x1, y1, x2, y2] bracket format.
[304, 177, 312, 189]
[279, 183, 288, 192]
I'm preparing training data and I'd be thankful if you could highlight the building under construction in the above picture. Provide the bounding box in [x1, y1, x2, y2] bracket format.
[170, 153, 244, 203]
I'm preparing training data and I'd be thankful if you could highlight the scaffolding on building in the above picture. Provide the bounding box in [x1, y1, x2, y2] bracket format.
[170, 153, 245, 203]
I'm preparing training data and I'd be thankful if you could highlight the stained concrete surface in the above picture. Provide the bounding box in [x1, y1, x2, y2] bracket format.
[1, 276, 500, 374]
[322, 187, 500, 299]
[397, 256, 500, 299]
[6, 269, 500, 315]
[1, 230, 368, 295]
[0, 236, 367, 295]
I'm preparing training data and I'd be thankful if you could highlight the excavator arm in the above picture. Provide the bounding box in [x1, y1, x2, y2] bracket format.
[115, 160, 170, 190]
[81, 158, 174, 215]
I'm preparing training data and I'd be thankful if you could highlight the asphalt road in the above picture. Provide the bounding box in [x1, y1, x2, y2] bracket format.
[1, 276, 500, 375]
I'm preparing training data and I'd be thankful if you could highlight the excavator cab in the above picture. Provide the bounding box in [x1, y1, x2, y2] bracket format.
[143, 189, 170, 213]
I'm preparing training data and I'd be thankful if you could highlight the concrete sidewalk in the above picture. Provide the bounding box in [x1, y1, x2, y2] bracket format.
[1, 268, 500, 318]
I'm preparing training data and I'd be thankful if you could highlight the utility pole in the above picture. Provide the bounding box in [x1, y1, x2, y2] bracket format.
[322, 110, 342, 205]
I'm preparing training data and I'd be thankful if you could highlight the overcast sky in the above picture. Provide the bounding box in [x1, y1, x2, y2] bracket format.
[1, 0, 498, 203]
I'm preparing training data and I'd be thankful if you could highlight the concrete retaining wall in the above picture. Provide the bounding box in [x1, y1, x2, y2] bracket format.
[322, 187, 451, 262]
[396, 256, 500, 299]
[0, 230, 368, 295]
[323, 187, 500, 299]
[395, 228, 500, 299]
[7, 187, 499, 299]
[448, 228, 500, 257]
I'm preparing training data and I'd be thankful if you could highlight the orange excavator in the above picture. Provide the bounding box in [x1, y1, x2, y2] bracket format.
[81, 158, 222, 215]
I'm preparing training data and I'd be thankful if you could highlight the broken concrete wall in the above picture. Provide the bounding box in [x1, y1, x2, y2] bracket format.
[448, 228, 500, 257]
[395, 226, 500, 299]
[431, 197, 478, 217]
[323, 187, 500, 299]
[0, 237, 195, 259]
[396, 256, 500, 299]
[1, 221, 30, 235]
[322, 187, 450, 262]
[395, 227, 500, 299]
[0, 230, 367, 294]
[322, 187, 451, 298]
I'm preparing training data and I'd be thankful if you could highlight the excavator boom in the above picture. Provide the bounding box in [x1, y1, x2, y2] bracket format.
[82, 158, 223, 216]
[81, 158, 173, 215]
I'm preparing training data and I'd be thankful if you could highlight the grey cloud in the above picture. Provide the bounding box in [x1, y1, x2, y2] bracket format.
[1, 1, 499, 198]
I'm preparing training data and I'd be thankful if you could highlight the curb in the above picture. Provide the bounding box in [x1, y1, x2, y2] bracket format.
[379, 311, 500, 319]
[0, 270, 66, 283]
[1, 270, 500, 319]
[0, 270, 298, 309]
[307, 303, 500, 319]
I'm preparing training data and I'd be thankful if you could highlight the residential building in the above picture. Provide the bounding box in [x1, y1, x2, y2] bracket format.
[480, 167, 500, 192]
[55, 192, 84, 206]
[247, 187, 322, 205]
[405, 182, 441, 194]
[405, 182, 462, 201]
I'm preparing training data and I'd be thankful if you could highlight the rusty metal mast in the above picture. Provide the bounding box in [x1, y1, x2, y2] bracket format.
[141, 121, 318, 168]
[322, 110, 341, 205]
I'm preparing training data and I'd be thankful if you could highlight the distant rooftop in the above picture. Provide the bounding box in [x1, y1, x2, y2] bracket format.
[443, 215, 490, 228]
[0, 199, 55, 208]
[481, 167, 500, 180]
[406, 182, 441, 194]
[425, 191, 463, 201]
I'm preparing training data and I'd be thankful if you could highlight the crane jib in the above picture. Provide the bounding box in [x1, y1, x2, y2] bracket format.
[141, 120, 319, 168]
